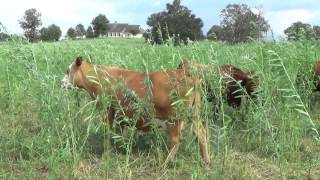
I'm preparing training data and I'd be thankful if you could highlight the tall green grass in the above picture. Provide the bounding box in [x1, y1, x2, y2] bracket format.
[0, 38, 319, 179]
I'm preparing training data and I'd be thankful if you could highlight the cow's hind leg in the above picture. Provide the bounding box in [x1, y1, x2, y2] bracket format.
[191, 79, 210, 166]
[191, 121, 210, 166]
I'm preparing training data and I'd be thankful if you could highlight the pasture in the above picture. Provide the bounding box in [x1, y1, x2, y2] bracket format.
[0, 38, 319, 179]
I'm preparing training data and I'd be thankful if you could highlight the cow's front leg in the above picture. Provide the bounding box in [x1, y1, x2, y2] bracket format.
[165, 121, 184, 164]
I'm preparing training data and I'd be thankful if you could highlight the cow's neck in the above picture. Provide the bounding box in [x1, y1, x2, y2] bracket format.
[80, 64, 104, 99]
[83, 80, 101, 99]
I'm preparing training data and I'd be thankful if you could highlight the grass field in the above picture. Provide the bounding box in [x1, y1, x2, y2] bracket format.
[0, 38, 320, 179]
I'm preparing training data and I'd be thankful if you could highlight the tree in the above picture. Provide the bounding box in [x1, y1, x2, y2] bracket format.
[91, 14, 109, 37]
[50, 24, 61, 41]
[0, 22, 10, 41]
[66, 28, 76, 39]
[143, 29, 152, 42]
[129, 29, 140, 36]
[219, 4, 269, 43]
[284, 22, 315, 41]
[75, 24, 86, 38]
[313, 25, 320, 40]
[0, 32, 10, 41]
[146, 0, 203, 45]
[48, 24, 61, 41]
[207, 25, 223, 41]
[40, 27, 49, 41]
[154, 22, 165, 44]
[19, 8, 42, 42]
[0, 21, 5, 32]
[86, 26, 94, 38]
[40, 24, 61, 41]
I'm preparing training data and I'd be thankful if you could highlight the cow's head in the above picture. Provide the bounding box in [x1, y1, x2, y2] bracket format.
[61, 56, 86, 89]
[244, 71, 259, 98]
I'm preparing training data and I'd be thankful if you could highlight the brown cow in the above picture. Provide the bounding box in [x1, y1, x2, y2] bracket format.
[178, 60, 258, 108]
[314, 61, 320, 91]
[61, 57, 210, 166]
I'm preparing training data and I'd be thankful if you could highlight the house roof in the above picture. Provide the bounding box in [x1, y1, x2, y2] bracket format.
[108, 23, 128, 33]
[107, 23, 144, 33]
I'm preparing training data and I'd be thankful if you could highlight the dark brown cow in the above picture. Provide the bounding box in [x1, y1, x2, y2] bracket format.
[178, 60, 258, 108]
[219, 64, 258, 107]
[314, 61, 320, 91]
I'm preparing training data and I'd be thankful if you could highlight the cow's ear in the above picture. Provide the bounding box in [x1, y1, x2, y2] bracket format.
[76, 57, 83, 66]
[178, 59, 190, 69]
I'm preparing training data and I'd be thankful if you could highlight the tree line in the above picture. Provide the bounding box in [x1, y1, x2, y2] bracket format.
[66, 14, 109, 40]
[144, 1, 270, 45]
[142, 1, 320, 44]
[206, 4, 269, 43]
[284, 22, 320, 41]
[0, 8, 111, 42]
[1, 0, 320, 43]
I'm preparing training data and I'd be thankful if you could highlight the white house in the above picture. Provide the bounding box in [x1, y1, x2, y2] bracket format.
[107, 23, 145, 38]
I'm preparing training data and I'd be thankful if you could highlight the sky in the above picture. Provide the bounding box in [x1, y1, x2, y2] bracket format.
[0, 0, 320, 38]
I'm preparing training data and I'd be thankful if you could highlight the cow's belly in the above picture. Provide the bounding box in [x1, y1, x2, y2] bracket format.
[115, 100, 169, 132]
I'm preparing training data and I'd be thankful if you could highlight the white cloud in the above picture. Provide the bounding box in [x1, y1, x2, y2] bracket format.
[251, 8, 260, 15]
[1, 0, 88, 33]
[266, 9, 320, 36]
[152, 0, 161, 6]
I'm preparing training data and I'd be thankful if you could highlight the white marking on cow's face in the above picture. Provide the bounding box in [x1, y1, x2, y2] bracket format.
[61, 74, 74, 89]
[61, 64, 75, 89]
[136, 118, 168, 136]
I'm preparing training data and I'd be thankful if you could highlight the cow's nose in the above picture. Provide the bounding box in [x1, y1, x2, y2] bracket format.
[61, 81, 67, 89]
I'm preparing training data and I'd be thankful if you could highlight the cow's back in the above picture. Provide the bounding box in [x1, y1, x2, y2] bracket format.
[105, 67, 147, 98]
